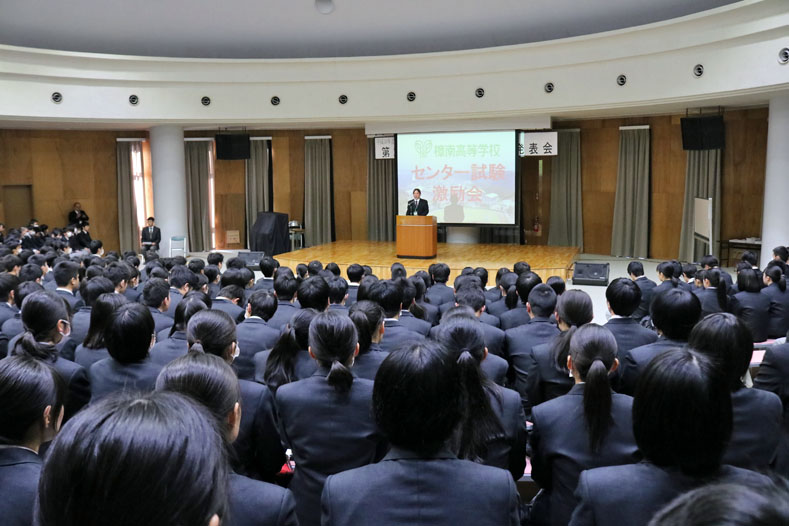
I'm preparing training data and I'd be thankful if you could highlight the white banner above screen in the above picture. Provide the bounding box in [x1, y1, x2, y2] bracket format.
[396, 130, 517, 225]
[374, 136, 395, 159]
[518, 131, 558, 157]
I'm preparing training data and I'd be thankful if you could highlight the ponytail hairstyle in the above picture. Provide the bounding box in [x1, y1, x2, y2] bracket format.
[401, 278, 425, 320]
[500, 272, 519, 310]
[737, 268, 762, 293]
[0, 355, 65, 447]
[13, 290, 70, 361]
[349, 300, 384, 355]
[657, 261, 679, 288]
[569, 324, 617, 452]
[552, 290, 594, 371]
[308, 310, 357, 394]
[156, 351, 241, 442]
[765, 265, 787, 292]
[169, 297, 208, 337]
[437, 319, 503, 462]
[83, 292, 128, 349]
[704, 268, 730, 312]
[264, 308, 318, 392]
[186, 310, 237, 361]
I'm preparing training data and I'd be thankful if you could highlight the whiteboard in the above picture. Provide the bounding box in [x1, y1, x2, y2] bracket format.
[694, 197, 712, 242]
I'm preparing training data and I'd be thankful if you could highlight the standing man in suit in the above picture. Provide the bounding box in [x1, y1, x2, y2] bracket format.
[141, 217, 161, 252]
[406, 188, 429, 216]
[68, 202, 89, 226]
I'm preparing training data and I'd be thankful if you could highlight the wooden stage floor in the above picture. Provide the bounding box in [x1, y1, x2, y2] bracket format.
[276, 241, 579, 281]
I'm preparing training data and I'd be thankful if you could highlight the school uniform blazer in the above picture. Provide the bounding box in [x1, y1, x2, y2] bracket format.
[481, 352, 509, 386]
[428, 317, 506, 358]
[55, 289, 80, 310]
[253, 349, 318, 387]
[234, 379, 286, 483]
[254, 277, 275, 291]
[235, 318, 282, 381]
[326, 304, 348, 316]
[164, 288, 183, 319]
[123, 286, 141, 304]
[617, 337, 687, 396]
[480, 311, 501, 328]
[425, 282, 455, 307]
[25, 352, 90, 420]
[147, 306, 175, 338]
[724, 386, 782, 471]
[720, 269, 735, 294]
[212, 298, 246, 324]
[631, 277, 657, 320]
[693, 287, 726, 319]
[397, 310, 431, 336]
[730, 290, 772, 342]
[89, 357, 163, 402]
[266, 302, 300, 330]
[569, 462, 771, 526]
[276, 370, 387, 526]
[504, 318, 561, 408]
[487, 297, 510, 318]
[228, 473, 298, 526]
[321, 446, 521, 526]
[0, 331, 9, 359]
[417, 300, 440, 325]
[208, 282, 220, 299]
[1, 313, 24, 339]
[0, 302, 18, 329]
[351, 343, 387, 381]
[762, 283, 789, 339]
[603, 317, 658, 354]
[529, 385, 639, 526]
[0, 447, 41, 526]
[484, 386, 528, 481]
[523, 341, 574, 414]
[500, 304, 531, 331]
[149, 331, 188, 367]
[379, 319, 424, 353]
[486, 286, 503, 303]
[74, 344, 110, 370]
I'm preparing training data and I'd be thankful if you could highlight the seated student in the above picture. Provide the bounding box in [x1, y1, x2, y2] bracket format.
[603, 278, 658, 354]
[368, 279, 424, 353]
[700, 254, 734, 293]
[627, 261, 657, 320]
[345, 263, 363, 305]
[436, 287, 507, 357]
[235, 290, 280, 381]
[569, 349, 770, 526]
[618, 288, 701, 396]
[689, 313, 782, 471]
[487, 272, 519, 318]
[64, 276, 116, 360]
[425, 262, 455, 306]
[0, 355, 64, 526]
[165, 265, 196, 319]
[141, 278, 175, 337]
[149, 297, 207, 367]
[10, 291, 90, 420]
[37, 391, 228, 526]
[88, 239, 104, 256]
[204, 265, 221, 299]
[396, 278, 431, 334]
[694, 268, 729, 318]
[763, 264, 789, 339]
[348, 300, 388, 380]
[267, 275, 301, 329]
[653, 261, 683, 300]
[105, 262, 131, 297]
[254, 257, 278, 291]
[75, 293, 128, 370]
[321, 340, 520, 526]
[122, 263, 142, 303]
[89, 303, 161, 401]
[1, 281, 42, 341]
[530, 325, 639, 526]
[326, 276, 350, 316]
[189, 310, 285, 482]
[275, 310, 388, 525]
[438, 319, 527, 481]
[442, 274, 500, 328]
[257, 308, 319, 391]
[0, 273, 19, 329]
[524, 290, 594, 414]
[53, 261, 81, 310]
[296, 276, 330, 312]
[730, 268, 771, 342]
[410, 274, 439, 325]
[546, 276, 565, 297]
[681, 263, 697, 287]
[212, 285, 246, 323]
[486, 267, 510, 303]
[207, 250, 224, 272]
[500, 272, 543, 331]
[156, 352, 298, 526]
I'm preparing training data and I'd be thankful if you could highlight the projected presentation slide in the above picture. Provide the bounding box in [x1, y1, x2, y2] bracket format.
[397, 131, 517, 225]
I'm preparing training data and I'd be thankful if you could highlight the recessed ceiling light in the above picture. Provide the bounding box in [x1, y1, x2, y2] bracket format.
[315, 0, 335, 14]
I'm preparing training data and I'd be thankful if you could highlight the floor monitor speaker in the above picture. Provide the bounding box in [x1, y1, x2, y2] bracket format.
[572, 262, 610, 286]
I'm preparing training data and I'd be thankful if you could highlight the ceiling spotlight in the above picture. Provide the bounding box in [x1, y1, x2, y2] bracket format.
[315, 0, 335, 14]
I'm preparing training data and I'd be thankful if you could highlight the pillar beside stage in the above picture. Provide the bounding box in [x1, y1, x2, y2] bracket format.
[149, 125, 188, 256]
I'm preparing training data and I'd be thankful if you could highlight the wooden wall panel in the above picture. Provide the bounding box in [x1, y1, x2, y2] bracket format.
[648, 116, 686, 260]
[332, 129, 368, 240]
[213, 157, 246, 250]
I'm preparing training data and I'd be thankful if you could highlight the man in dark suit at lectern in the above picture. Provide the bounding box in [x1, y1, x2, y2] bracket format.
[141, 217, 161, 251]
[406, 188, 429, 216]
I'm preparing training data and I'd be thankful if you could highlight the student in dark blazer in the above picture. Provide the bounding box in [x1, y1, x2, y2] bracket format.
[140, 217, 161, 251]
[763, 265, 789, 338]
[189, 309, 286, 483]
[603, 278, 658, 354]
[627, 261, 657, 321]
[693, 268, 730, 318]
[256, 307, 319, 386]
[235, 290, 281, 380]
[530, 325, 639, 526]
[405, 188, 429, 216]
[90, 303, 163, 402]
[267, 275, 302, 330]
[75, 293, 128, 371]
[701, 254, 734, 294]
[397, 279, 432, 336]
[60, 277, 115, 361]
[569, 349, 771, 526]
[254, 257, 278, 291]
[321, 340, 520, 526]
[204, 265, 221, 299]
[0, 273, 19, 328]
[500, 272, 543, 331]
[368, 280, 424, 353]
[451, 287, 507, 356]
[753, 339, 789, 474]
[212, 285, 247, 323]
[53, 260, 81, 310]
[730, 268, 771, 342]
[276, 311, 387, 526]
[425, 263, 455, 306]
[9, 291, 90, 420]
[348, 301, 388, 381]
[141, 277, 176, 337]
[524, 290, 593, 414]
[1, 280, 41, 342]
[487, 272, 519, 318]
[410, 275, 439, 325]
[689, 313, 782, 471]
[0, 355, 64, 526]
[149, 297, 207, 367]
[165, 265, 195, 319]
[618, 288, 701, 396]
[326, 276, 351, 316]
[156, 351, 298, 526]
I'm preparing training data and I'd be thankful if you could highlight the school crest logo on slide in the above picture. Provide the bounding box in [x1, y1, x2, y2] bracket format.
[414, 140, 432, 159]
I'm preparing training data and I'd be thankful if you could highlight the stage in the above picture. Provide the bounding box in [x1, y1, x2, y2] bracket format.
[275, 241, 579, 281]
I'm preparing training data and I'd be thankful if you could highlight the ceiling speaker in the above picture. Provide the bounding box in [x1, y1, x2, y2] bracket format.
[201, 96, 211, 106]
[338, 94, 348, 105]
[544, 82, 555, 93]
[475, 87, 485, 98]
[406, 91, 416, 102]
[693, 64, 704, 77]
[779, 48, 789, 64]
[271, 96, 280, 106]
[128, 94, 139, 105]
[51, 92, 62, 104]
[616, 74, 627, 86]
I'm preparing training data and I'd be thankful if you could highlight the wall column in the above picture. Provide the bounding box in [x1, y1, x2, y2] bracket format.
[760, 94, 789, 268]
[149, 125, 187, 256]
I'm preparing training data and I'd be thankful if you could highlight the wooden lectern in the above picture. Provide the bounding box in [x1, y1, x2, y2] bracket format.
[396, 215, 437, 258]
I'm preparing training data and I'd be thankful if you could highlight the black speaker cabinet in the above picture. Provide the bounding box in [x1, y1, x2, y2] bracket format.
[572, 262, 610, 286]
[237, 251, 265, 271]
